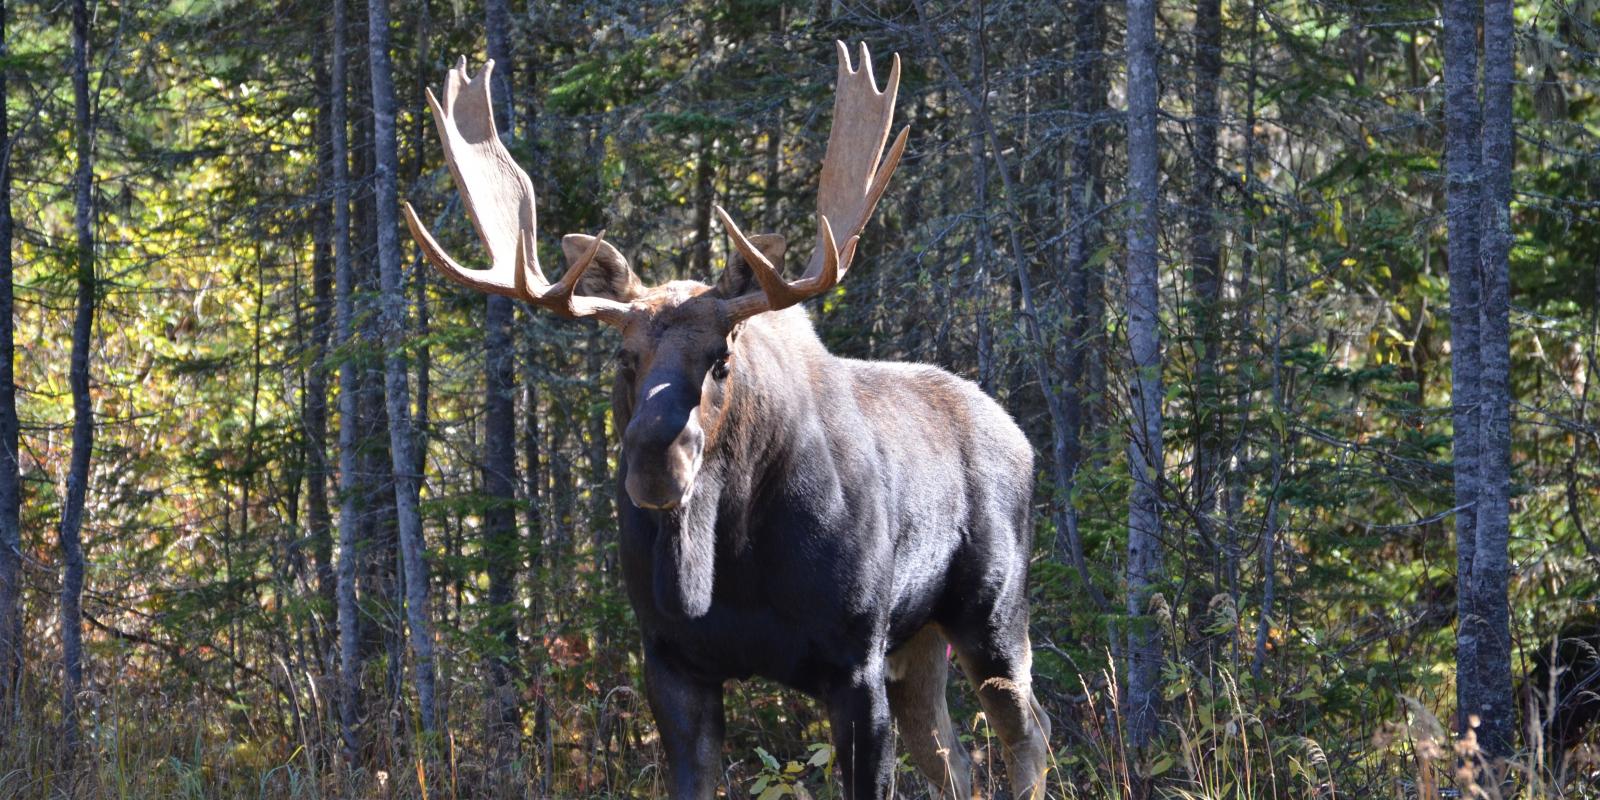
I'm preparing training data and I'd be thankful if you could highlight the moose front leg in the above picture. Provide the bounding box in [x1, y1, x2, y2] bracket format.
[825, 668, 895, 800]
[645, 647, 725, 800]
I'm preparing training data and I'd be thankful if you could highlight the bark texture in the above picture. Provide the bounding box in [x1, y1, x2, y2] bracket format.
[1471, 0, 1515, 764]
[1189, 0, 1225, 587]
[0, 0, 20, 718]
[366, 0, 438, 732]
[482, 0, 523, 756]
[1123, 0, 1165, 752]
[330, 0, 363, 760]
[1443, 1, 1483, 747]
[58, 0, 97, 760]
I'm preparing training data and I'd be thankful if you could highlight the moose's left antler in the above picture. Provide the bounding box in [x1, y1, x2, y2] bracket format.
[717, 41, 909, 320]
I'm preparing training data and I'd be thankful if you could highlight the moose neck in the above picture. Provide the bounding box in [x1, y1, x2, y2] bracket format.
[644, 307, 832, 621]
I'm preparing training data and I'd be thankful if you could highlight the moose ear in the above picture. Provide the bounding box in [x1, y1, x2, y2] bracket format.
[715, 233, 787, 298]
[563, 234, 643, 303]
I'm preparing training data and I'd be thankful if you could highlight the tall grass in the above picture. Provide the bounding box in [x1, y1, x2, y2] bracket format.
[1, 650, 1595, 799]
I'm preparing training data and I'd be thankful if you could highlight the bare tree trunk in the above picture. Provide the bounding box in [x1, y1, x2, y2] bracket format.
[969, 0, 994, 394]
[58, 0, 96, 761]
[763, 3, 783, 232]
[308, 29, 338, 677]
[1229, 0, 1264, 619]
[366, 0, 438, 734]
[1123, 0, 1165, 755]
[586, 332, 610, 583]
[0, 0, 20, 722]
[409, 0, 431, 489]
[483, 0, 523, 763]
[1253, 220, 1290, 681]
[331, 0, 365, 763]
[692, 137, 715, 278]
[1442, 0, 1483, 749]
[1188, 0, 1224, 594]
[1471, 0, 1515, 765]
[1055, 0, 1110, 611]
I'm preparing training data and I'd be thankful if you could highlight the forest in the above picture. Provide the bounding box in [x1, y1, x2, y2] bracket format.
[0, 0, 1595, 797]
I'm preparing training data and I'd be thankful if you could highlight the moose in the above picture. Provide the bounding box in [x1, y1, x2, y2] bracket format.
[403, 42, 1050, 799]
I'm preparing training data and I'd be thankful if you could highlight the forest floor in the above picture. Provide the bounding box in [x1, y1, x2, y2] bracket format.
[1, 655, 1596, 800]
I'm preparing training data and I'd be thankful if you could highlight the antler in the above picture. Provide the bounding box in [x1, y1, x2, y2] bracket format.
[402, 58, 631, 324]
[717, 41, 909, 321]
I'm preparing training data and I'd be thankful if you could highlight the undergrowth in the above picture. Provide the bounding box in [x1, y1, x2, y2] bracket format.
[1, 646, 1594, 800]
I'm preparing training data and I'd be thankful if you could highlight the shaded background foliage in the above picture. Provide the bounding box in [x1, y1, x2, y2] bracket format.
[0, 0, 1595, 796]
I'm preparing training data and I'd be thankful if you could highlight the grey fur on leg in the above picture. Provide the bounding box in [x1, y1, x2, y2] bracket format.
[887, 625, 974, 799]
[954, 642, 1051, 800]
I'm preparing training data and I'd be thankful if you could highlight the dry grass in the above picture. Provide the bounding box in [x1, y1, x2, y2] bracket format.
[1, 654, 1596, 799]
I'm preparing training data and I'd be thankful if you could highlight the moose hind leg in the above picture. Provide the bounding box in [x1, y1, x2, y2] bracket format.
[947, 586, 1052, 800]
[887, 625, 973, 799]
[952, 639, 1051, 799]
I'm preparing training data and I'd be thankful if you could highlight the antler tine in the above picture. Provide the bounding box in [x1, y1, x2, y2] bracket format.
[514, 228, 632, 324]
[405, 58, 630, 324]
[717, 206, 842, 319]
[718, 41, 908, 321]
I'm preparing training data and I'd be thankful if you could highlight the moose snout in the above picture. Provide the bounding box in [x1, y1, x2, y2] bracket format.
[622, 400, 705, 511]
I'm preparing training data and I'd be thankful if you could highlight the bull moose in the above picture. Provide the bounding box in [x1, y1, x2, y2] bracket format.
[403, 42, 1051, 800]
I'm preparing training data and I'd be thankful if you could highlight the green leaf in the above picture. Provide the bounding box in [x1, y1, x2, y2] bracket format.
[756, 747, 781, 773]
[806, 744, 833, 768]
[1149, 753, 1176, 776]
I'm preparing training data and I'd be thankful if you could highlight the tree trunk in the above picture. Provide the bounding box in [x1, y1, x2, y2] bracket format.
[331, 0, 365, 763]
[1123, 0, 1165, 754]
[691, 137, 715, 279]
[969, 1, 994, 394]
[1253, 220, 1290, 680]
[0, 0, 20, 720]
[366, 0, 438, 733]
[307, 28, 338, 678]
[1188, 0, 1224, 593]
[483, 0, 523, 762]
[1470, 0, 1515, 766]
[586, 331, 610, 584]
[58, 0, 96, 760]
[1442, 0, 1484, 750]
[1055, 0, 1110, 610]
[409, 0, 432, 489]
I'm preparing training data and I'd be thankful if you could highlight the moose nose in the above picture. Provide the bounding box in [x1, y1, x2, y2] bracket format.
[622, 401, 705, 511]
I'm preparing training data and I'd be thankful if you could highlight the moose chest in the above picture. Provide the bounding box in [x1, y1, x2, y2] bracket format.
[616, 476, 899, 697]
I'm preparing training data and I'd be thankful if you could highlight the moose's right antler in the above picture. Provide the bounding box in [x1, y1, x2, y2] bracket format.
[402, 58, 631, 324]
[717, 41, 909, 321]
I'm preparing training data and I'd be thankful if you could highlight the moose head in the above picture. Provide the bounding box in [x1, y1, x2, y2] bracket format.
[402, 42, 906, 513]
